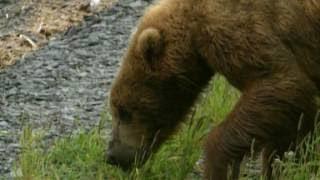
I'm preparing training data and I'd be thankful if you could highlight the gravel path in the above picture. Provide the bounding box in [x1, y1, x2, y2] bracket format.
[0, 0, 150, 177]
[0, 0, 27, 36]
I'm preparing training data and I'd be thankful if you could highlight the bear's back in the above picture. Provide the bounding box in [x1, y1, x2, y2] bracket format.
[196, 0, 320, 88]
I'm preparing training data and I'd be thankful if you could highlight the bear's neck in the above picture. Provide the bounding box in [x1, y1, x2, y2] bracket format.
[178, 0, 254, 90]
[189, 13, 251, 90]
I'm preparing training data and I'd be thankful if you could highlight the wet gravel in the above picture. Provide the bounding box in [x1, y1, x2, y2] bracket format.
[0, 0, 27, 36]
[0, 0, 150, 177]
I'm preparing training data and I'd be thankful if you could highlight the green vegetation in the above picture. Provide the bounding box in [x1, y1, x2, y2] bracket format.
[15, 76, 320, 179]
[273, 126, 320, 180]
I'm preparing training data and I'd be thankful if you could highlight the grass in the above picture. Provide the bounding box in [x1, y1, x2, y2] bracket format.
[15, 76, 320, 179]
[273, 125, 320, 180]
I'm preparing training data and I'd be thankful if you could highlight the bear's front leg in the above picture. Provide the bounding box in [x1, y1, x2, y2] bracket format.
[204, 72, 318, 180]
[204, 119, 249, 180]
[204, 126, 281, 180]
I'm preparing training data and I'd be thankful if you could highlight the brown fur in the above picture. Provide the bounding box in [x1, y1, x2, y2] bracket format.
[107, 0, 320, 179]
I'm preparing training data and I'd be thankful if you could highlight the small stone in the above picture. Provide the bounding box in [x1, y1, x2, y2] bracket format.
[0, 121, 9, 127]
[90, 0, 101, 10]
[8, 143, 20, 150]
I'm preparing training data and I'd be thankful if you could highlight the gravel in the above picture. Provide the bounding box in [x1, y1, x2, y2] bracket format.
[0, 0, 150, 177]
[0, 0, 28, 36]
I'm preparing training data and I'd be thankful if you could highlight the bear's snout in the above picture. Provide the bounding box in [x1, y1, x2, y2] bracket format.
[106, 139, 138, 170]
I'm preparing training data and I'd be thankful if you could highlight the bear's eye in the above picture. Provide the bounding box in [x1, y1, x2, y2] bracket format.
[118, 106, 132, 123]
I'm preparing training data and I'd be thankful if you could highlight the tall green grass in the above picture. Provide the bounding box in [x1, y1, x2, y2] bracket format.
[272, 123, 320, 180]
[15, 76, 320, 179]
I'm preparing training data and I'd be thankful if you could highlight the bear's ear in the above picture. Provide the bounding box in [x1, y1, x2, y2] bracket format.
[136, 28, 164, 64]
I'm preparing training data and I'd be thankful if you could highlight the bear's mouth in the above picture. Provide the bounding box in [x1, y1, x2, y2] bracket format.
[106, 141, 152, 170]
[106, 128, 164, 170]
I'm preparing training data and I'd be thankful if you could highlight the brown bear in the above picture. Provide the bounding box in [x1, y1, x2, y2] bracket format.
[106, 0, 320, 179]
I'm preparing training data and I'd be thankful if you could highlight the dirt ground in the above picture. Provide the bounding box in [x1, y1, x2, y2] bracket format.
[0, 0, 115, 69]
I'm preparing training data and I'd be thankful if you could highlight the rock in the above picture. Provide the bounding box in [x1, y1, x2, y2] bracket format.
[0, 121, 9, 127]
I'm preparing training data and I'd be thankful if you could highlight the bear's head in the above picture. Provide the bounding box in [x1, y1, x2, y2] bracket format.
[106, 8, 214, 169]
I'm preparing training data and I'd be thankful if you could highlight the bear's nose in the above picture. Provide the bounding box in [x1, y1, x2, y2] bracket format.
[106, 139, 119, 165]
[106, 149, 117, 165]
[106, 148, 133, 170]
